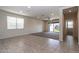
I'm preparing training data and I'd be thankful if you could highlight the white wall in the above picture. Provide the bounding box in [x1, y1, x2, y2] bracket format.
[0, 10, 43, 39]
[59, 9, 63, 41]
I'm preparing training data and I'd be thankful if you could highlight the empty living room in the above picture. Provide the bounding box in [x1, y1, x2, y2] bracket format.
[0, 6, 79, 53]
[1, 0, 79, 59]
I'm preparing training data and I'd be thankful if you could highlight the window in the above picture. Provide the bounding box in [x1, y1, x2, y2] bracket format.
[17, 18, 24, 29]
[66, 20, 73, 28]
[7, 16, 24, 29]
[67, 21, 73, 28]
[7, 16, 16, 29]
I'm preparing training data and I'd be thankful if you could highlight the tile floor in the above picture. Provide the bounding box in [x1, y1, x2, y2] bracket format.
[0, 35, 79, 53]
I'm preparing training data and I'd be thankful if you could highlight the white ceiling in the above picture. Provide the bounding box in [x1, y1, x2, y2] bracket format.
[0, 6, 67, 20]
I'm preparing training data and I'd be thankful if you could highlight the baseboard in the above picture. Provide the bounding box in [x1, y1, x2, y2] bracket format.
[0, 33, 28, 39]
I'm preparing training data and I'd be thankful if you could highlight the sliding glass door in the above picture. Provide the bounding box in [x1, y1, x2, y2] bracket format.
[50, 23, 60, 32]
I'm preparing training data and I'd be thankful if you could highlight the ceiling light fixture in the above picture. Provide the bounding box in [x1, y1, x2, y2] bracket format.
[27, 6, 31, 8]
[19, 11, 23, 13]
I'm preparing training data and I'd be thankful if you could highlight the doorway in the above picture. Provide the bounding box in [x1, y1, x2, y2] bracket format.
[50, 23, 60, 32]
[49, 19, 60, 33]
[63, 7, 78, 42]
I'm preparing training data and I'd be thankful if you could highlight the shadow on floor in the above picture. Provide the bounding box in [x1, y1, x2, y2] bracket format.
[30, 32, 59, 40]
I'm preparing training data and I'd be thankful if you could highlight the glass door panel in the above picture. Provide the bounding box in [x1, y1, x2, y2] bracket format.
[50, 23, 60, 32]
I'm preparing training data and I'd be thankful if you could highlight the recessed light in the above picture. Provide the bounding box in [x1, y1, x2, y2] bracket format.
[27, 6, 31, 8]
